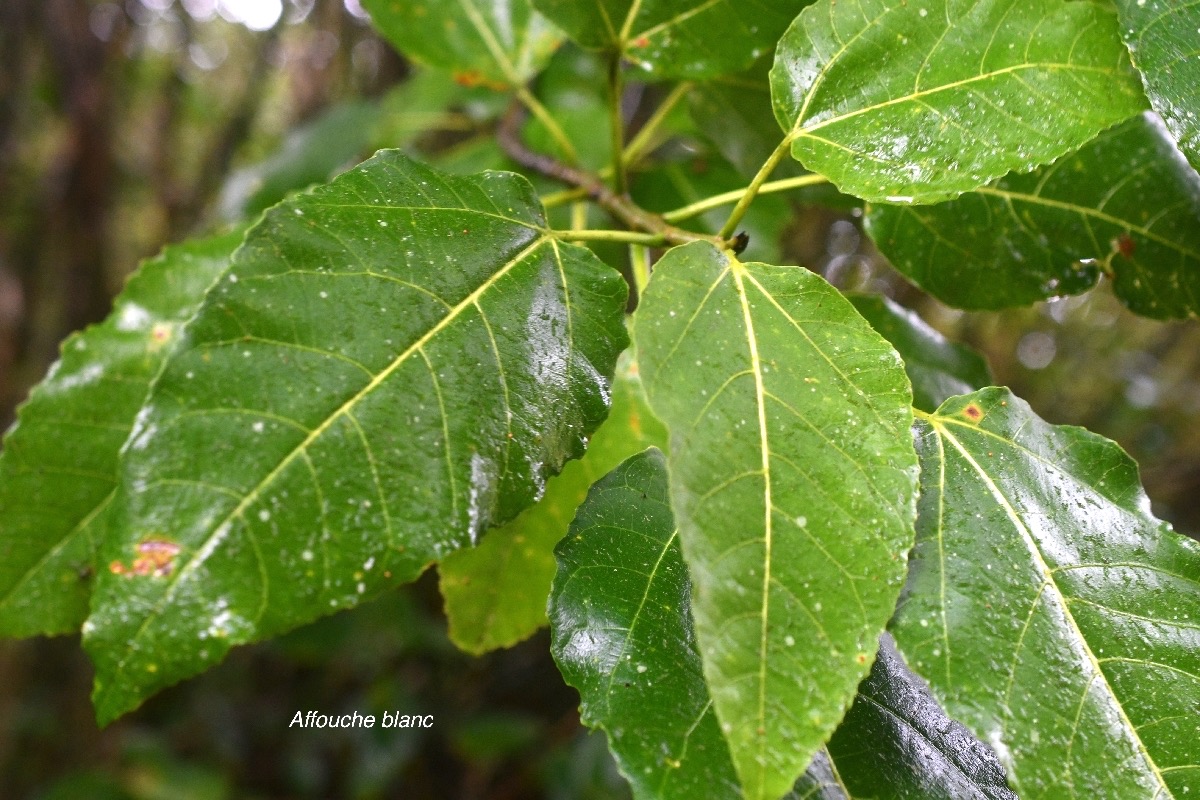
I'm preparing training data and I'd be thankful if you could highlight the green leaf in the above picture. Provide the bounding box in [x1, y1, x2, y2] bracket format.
[82, 152, 628, 724]
[865, 113, 1200, 318]
[892, 388, 1200, 798]
[848, 294, 991, 413]
[440, 354, 666, 655]
[360, 0, 561, 87]
[521, 47, 613, 172]
[551, 451, 1015, 800]
[633, 243, 919, 799]
[550, 447, 737, 799]
[218, 102, 382, 222]
[688, 57, 805, 182]
[771, 0, 1147, 204]
[1115, 0, 1200, 171]
[530, 0, 814, 81]
[0, 230, 243, 638]
[793, 637, 1017, 800]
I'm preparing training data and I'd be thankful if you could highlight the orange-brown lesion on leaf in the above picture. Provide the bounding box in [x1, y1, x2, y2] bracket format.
[961, 403, 985, 423]
[108, 537, 182, 578]
[148, 322, 173, 351]
[451, 70, 509, 91]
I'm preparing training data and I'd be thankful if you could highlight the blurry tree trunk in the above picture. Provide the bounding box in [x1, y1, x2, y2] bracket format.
[41, 0, 119, 331]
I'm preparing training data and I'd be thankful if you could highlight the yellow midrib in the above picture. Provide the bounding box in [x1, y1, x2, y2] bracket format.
[792, 61, 1121, 141]
[730, 257, 774, 798]
[934, 419, 1172, 797]
[105, 233, 550, 686]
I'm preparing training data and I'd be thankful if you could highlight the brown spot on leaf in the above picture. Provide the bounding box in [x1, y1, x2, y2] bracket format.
[628, 408, 643, 439]
[1113, 233, 1135, 259]
[110, 537, 181, 578]
[962, 403, 984, 423]
[450, 70, 509, 91]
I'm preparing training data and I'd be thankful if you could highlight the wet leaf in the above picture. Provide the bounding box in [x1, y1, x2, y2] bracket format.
[793, 637, 1017, 800]
[866, 114, 1200, 318]
[0, 230, 243, 637]
[771, 0, 1147, 204]
[633, 242, 919, 799]
[550, 448, 739, 799]
[83, 152, 628, 724]
[361, 0, 561, 87]
[439, 355, 666, 655]
[848, 294, 991, 413]
[892, 388, 1200, 798]
[530, 0, 814, 80]
[1115, 0, 1200, 171]
[552, 451, 1014, 799]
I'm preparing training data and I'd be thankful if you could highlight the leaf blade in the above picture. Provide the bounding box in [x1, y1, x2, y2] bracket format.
[361, 0, 561, 87]
[439, 354, 666, 655]
[847, 294, 992, 413]
[892, 389, 1200, 797]
[1114, 0, 1200, 171]
[531, 0, 814, 80]
[771, 0, 1147, 204]
[634, 243, 919, 799]
[0, 230, 242, 637]
[866, 113, 1200, 318]
[83, 152, 628, 723]
[552, 451, 1016, 800]
[550, 448, 741, 799]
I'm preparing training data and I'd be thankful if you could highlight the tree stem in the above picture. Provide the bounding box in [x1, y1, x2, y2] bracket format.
[554, 229, 673, 246]
[607, 52, 628, 195]
[629, 243, 652, 296]
[499, 102, 726, 249]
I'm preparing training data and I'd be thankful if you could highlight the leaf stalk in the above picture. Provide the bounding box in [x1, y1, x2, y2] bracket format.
[664, 174, 830, 223]
[718, 137, 795, 240]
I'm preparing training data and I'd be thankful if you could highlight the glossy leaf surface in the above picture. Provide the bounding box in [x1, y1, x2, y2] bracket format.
[83, 152, 628, 723]
[848, 294, 991, 413]
[1115, 0, 1200, 170]
[893, 388, 1200, 798]
[771, 0, 1147, 204]
[550, 448, 738, 799]
[440, 356, 666, 655]
[634, 243, 919, 799]
[793, 637, 1017, 800]
[530, 0, 813, 80]
[552, 452, 1015, 799]
[361, 0, 560, 87]
[866, 114, 1200, 318]
[0, 231, 242, 638]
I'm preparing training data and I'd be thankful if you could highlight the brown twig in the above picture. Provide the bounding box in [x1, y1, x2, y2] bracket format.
[496, 101, 727, 249]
